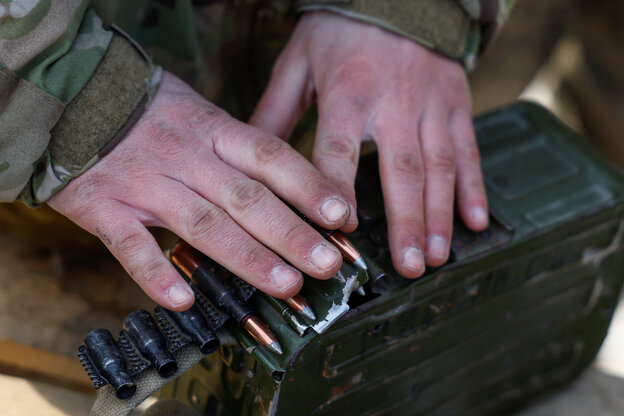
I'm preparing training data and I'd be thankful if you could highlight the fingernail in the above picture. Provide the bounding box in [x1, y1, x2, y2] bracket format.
[310, 243, 341, 271]
[168, 283, 195, 307]
[426, 235, 448, 260]
[470, 206, 489, 227]
[402, 246, 425, 274]
[320, 198, 349, 223]
[270, 264, 302, 291]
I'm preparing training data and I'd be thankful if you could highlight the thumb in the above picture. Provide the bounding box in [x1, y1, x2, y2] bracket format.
[249, 53, 313, 140]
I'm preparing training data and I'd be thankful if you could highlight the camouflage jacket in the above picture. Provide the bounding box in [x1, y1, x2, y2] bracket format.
[0, 0, 514, 206]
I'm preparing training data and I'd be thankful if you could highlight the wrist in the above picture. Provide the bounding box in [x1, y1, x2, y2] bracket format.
[295, 0, 480, 69]
[20, 29, 161, 207]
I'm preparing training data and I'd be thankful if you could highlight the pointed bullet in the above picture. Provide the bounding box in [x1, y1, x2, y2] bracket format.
[242, 315, 283, 355]
[284, 294, 317, 321]
[300, 306, 317, 321]
[326, 231, 367, 270]
[170, 241, 283, 355]
[353, 256, 368, 271]
[268, 341, 283, 355]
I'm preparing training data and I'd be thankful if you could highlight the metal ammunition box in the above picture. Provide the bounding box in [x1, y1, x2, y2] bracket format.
[159, 102, 624, 415]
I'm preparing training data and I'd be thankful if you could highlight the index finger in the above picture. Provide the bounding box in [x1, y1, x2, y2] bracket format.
[211, 121, 351, 230]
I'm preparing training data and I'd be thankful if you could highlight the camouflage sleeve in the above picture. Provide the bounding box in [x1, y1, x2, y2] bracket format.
[294, 0, 516, 69]
[0, 1, 158, 206]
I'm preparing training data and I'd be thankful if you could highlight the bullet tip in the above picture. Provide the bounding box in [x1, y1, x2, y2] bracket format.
[301, 306, 317, 321]
[354, 257, 368, 270]
[356, 287, 366, 296]
[268, 341, 283, 355]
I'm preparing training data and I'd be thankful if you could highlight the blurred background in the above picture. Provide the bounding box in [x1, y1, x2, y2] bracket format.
[2, 0, 624, 414]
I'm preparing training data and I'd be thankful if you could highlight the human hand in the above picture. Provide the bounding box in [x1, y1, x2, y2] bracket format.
[251, 12, 489, 278]
[48, 71, 353, 310]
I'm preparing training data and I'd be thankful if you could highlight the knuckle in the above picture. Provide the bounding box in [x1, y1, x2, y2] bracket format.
[254, 136, 290, 165]
[114, 230, 146, 257]
[301, 178, 340, 203]
[67, 162, 117, 192]
[280, 222, 310, 251]
[187, 103, 223, 132]
[95, 226, 113, 246]
[316, 135, 358, 165]
[53, 183, 102, 218]
[140, 122, 189, 163]
[461, 142, 481, 164]
[389, 220, 423, 247]
[348, 95, 367, 112]
[239, 244, 271, 278]
[396, 218, 421, 234]
[462, 176, 486, 195]
[136, 258, 167, 283]
[330, 81, 369, 105]
[331, 57, 373, 87]
[229, 180, 269, 212]
[184, 202, 226, 241]
[425, 151, 456, 176]
[392, 152, 424, 183]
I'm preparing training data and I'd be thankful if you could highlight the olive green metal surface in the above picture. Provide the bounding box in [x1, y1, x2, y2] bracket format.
[160, 102, 624, 415]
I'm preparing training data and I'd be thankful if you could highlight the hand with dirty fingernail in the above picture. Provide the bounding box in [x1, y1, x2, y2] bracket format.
[48, 72, 350, 310]
[251, 12, 490, 277]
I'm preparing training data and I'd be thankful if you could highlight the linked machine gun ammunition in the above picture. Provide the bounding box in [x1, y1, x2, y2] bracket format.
[79, 102, 624, 415]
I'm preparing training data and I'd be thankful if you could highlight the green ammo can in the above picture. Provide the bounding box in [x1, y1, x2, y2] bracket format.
[159, 102, 624, 415]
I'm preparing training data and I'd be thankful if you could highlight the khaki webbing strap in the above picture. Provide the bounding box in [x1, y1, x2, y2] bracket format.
[48, 34, 151, 173]
[296, 0, 474, 60]
[90, 344, 204, 416]
[19, 30, 158, 206]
